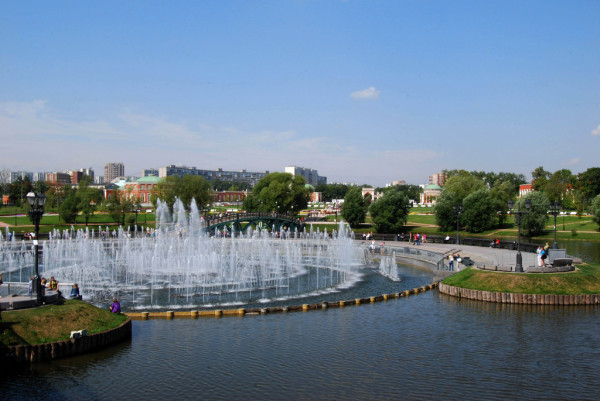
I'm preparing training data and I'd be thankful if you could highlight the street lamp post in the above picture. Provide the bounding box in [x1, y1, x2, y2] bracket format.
[507, 198, 532, 273]
[26, 191, 46, 305]
[549, 201, 561, 249]
[334, 202, 338, 224]
[132, 206, 140, 225]
[453, 204, 463, 245]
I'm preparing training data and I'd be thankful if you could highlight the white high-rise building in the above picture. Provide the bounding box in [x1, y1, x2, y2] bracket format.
[104, 162, 125, 183]
[284, 166, 327, 187]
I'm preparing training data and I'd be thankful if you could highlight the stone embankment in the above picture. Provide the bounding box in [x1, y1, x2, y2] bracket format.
[438, 283, 600, 305]
[0, 318, 131, 363]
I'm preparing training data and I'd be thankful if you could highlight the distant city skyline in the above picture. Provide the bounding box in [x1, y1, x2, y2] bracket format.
[2, 1, 599, 186]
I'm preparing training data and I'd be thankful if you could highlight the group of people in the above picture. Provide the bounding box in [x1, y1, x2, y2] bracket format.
[28, 275, 82, 299]
[448, 253, 462, 271]
[490, 238, 501, 248]
[537, 243, 551, 267]
[408, 232, 425, 245]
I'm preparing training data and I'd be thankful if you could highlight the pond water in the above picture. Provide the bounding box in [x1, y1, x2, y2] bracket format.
[3, 263, 600, 400]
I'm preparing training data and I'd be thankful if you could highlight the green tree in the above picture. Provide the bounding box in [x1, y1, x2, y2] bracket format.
[243, 172, 310, 213]
[576, 167, 600, 205]
[211, 180, 251, 191]
[341, 187, 366, 227]
[488, 181, 511, 226]
[378, 184, 423, 203]
[462, 189, 495, 233]
[155, 175, 212, 212]
[46, 184, 68, 211]
[176, 175, 212, 211]
[434, 173, 485, 232]
[531, 166, 551, 192]
[33, 180, 49, 195]
[442, 174, 486, 201]
[545, 169, 574, 203]
[369, 191, 410, 233]
[315, 183, 350, 202]
[591, 194, 600, 230]
[518, 191, 550, 237]
[77, 176, 102, 226]
[59, 188, 79, 224]
[9, 176, 33, 206]
[434, 190, 460, 232]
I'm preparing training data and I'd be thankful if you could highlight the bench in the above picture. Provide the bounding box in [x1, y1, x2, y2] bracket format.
[552, 258, 572, 267]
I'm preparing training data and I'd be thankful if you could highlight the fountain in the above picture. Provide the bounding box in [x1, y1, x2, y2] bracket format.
[378, 252, 401, 281]
[0, 199, 374, 310]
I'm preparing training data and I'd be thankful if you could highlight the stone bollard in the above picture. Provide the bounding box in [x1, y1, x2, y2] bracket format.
[215, 309, 223, 317]
[166, 311, 174, 319]
[190, 310, 198, 319]
[141, 312, 149, 320]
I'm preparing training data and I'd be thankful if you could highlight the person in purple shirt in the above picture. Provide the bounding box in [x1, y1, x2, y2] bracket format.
[110, 298, 121, 313]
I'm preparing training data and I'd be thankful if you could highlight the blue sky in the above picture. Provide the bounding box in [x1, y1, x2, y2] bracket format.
[1, 0, 599, 186]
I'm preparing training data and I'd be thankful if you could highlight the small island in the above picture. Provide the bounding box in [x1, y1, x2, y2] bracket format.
[0, 299, 130, 363]
[439, 263, 600, 304]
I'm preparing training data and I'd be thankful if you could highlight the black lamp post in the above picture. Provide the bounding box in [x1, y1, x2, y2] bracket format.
[132, 205, 140, 225]
[549, 201, 561, 249]
[334, 202, 338, 223]
[27, 191, 46, 305]
[453, 204, 463, 245]
[507, 198, 532, 272]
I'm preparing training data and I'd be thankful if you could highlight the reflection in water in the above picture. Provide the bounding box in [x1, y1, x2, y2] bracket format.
[3, 271, 600, 400]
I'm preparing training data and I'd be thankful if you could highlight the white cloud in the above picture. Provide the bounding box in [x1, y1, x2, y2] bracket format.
[592, 125, 600, 136]
[350, 86, 380, 100]
[563, 158, 580, 166]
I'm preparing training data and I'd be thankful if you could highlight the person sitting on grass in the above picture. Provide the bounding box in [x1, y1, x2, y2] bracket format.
[69, 283, 80, 299]
[110, 298, 121, 313]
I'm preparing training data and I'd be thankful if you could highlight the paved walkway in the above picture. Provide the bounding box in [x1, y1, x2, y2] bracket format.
[357, 240, 541, 270]
[0, 290, 60, 311]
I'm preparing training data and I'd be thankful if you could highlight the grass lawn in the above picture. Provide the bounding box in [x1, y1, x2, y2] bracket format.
[0, 213, 157, 233]
[0, 299, 128, 346]
[442, 264, 600, 295]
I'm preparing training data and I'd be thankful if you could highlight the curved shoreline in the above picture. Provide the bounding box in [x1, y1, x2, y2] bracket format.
[125, 283, 439, 320]
[0, 318, 132, 363]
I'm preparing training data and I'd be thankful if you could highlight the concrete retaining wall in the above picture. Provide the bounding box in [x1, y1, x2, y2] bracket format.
[0, 318, 132, 363]
[438, 283, 600, 305]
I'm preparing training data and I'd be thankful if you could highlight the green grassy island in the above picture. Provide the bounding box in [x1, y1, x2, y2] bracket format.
[0, 299, 128, 347]
[442, 263, 600, 295]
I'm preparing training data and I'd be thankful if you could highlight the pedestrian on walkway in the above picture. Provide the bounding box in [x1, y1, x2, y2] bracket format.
[449, 253, 454, 271]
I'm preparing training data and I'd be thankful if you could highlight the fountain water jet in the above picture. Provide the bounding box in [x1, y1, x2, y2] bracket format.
[0, 199, 372, 310]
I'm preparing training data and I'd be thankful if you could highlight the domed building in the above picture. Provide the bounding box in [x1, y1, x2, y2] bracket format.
[420, 184, 442, 205]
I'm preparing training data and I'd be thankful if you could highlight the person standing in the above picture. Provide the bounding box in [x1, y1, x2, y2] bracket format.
[449, 253, 455, 271]
[537, 246, 543, 267]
